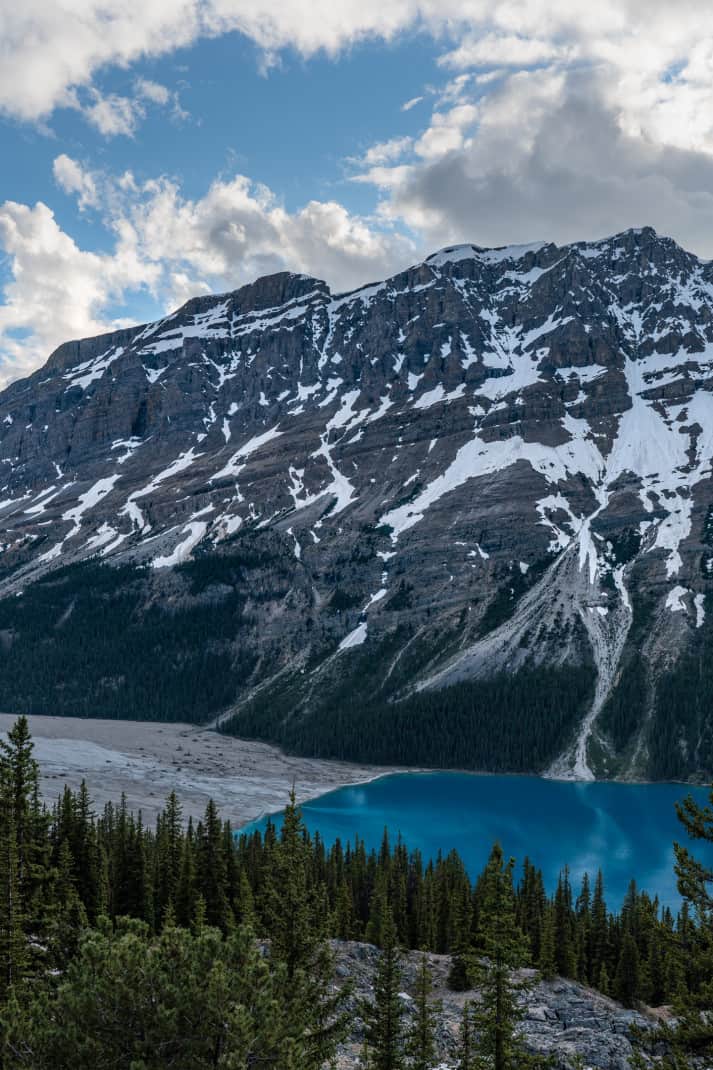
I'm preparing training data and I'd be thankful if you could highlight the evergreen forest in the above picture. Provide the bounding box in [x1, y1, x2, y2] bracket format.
[0, 716, 711, 1068]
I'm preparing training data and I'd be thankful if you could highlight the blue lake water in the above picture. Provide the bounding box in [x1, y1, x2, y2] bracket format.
[242, 772, 713, 909]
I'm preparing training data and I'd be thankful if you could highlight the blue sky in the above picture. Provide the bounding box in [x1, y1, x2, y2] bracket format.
[1, 32, 436, 225]
[2, 1, 713, 383]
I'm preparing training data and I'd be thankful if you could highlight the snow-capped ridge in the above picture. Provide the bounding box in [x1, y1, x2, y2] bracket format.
[426, 240, 550, 269]
[1, 226, 713, 782]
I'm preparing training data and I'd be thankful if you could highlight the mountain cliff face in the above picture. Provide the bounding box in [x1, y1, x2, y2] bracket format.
[2, 226, 713, 781]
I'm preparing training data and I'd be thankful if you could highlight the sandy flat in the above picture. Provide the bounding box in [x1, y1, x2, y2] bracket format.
[0, 714, 395, 828]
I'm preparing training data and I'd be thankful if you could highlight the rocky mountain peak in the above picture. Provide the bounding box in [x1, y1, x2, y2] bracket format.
[1, 228, 713, 782]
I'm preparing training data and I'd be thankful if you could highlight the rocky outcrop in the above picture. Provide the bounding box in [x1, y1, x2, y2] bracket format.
[1, 227, 713, 778]
[331, 942, 658, 1069]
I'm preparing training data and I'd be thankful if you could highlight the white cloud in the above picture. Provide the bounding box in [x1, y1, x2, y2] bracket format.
[0, 3, 692, 131]
[82, 91, 144, 137]
[401, 95, 423, 111]
[358, 136, 414, 167]
[134, 78, 171, 106]
[134, 77, 189, 123]
[351, 163, 415, 191]
[414, 103, 478, 160]
[68, 80, 188, 139]
[0, 1, 197, 124]
[340, 2, 713, 263]
[363, 67, 713, 258]
[0, 200, 157, 384]
[52, 154, 100, 211]
[1, 1, 713, 165]
[439, 33, 568, 70]
[112, 169, 414, 299]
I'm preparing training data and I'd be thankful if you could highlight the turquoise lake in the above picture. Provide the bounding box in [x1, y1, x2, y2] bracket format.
[243, 772, 713, 908]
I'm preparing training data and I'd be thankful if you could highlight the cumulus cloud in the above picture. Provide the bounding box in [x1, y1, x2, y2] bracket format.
[364, 69, 713, 256]
[52, 155, 100, 211]
[82, 91, 144, 137]
[68, 80, 188, 139]
[439, 33, 568, 70]
[413, 103, 479, 160]
[0, 200, 158, 384]
[134, 78, 171, 106]
[0, 1, 708, 138]
[0, 2, 712, 137]
[343, 1, 713, 260]
[111, 169, 414, 301]
[0, 159, 414, 383]
[7, 0, 713, 385]
[355, 136, 414, 167]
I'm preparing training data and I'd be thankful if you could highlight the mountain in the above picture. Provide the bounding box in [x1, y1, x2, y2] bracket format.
[1, 225, 713, 781]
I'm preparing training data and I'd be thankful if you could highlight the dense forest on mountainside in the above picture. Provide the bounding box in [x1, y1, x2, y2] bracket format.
[0, 559, 259, 723]
[0, 716, 712, 1067]
[3, 541, 710, 782]
[0, 553, 597, 774]
[221, 662, 596, 772]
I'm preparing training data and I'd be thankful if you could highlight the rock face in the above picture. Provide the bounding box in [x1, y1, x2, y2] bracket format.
[2, 226, 713, 779]
[330, 942, 655, 1069]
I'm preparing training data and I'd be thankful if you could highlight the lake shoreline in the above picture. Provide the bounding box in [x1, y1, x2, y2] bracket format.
[241, 764, 710, 835]
[0, 713, 707, 833]
[0, 713, 401, 828]
[243, 769, 713, 908]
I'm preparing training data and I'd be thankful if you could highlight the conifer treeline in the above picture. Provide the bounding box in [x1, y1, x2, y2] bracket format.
[0, 720, 697, 1007]
[1, 716, 712, 1068]
[222, 662, 597, 773]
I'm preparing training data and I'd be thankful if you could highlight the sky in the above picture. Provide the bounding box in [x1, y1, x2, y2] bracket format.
[3, 2, 713, 384]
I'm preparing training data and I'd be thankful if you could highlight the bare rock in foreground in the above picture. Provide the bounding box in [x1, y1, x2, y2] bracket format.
[331, 941, 658, 1069]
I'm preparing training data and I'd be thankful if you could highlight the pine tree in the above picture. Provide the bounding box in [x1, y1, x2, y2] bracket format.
[0, 717, 39, 897]
[195, 799, 229, 930]
[236, 867, 256, 928]
[0, 715, 703, 1065]
[366, 869, 391, 948]
[73, 782, 100, 922]
[468, 845, 548, 1070]
[575, 873, 592, 983]
[647, 928, 667, 1007]
[597, 961, 610, 996]
[44, 839, 88, 972]
[0, 715, 49, 981]
[553, 868, 576, 978]
[155, 790, 183, 925]
[363, 912, 404, 1070]
[517, 859, 545, 964]
[632, 787, 713, 1065]
[267, 789, 322, 978]
[590, 870, 608, 987]
[0, 919, 345, 1069]
[448, 880, 474, 990]
[538, 909, 556, 981]
[416, 868, 437, 951]
[614, 930, 640, 1008]
[334, 877, 355, 940]
[407, 952, 440, 1070]
[0, 802, 26, 998]
[175, 823, 196, 927]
